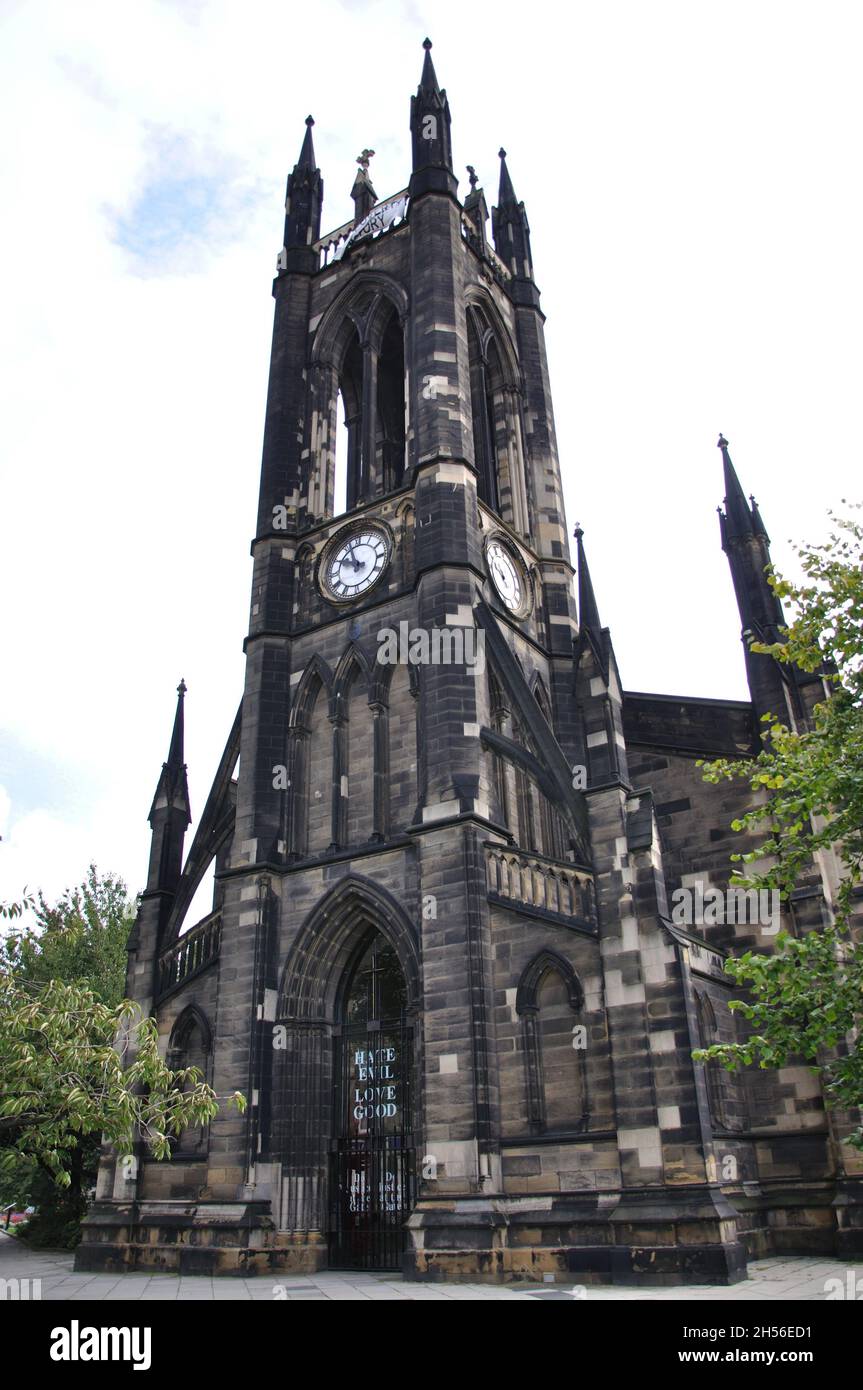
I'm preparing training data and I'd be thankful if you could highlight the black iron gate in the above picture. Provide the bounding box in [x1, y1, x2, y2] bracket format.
[329, 1021, 416, 1270]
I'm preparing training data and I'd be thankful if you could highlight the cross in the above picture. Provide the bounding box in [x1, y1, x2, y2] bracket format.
[466, 165, 478, 190]
[356, 148, 375, 172]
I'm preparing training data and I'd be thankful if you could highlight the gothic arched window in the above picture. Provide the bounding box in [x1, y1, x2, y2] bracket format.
[467, 311, 500, 512]
[342, 931, 408, 1030]
[329, 298, 406, 515]
[338, 329, 364, 511]
[516, 952, 588, 1135]
[387, 662, 418, 833]
[377, 307, 405, 496]
[304, 677, 333, 855]
[343, 662, 374, 847]
[511, 714, 539, 853]
[167, 1007, 212, 1157]
[695, 989, 738, 1132]
[466, 300, 531, 533]
[487, 668, 510, 830]
[537, 970, 586, 1129]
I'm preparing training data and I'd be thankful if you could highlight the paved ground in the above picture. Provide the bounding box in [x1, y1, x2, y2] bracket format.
[2, 1233, 860, 1301]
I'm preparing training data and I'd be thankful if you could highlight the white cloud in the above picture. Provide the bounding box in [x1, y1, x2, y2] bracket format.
[0, 788, 135, 908]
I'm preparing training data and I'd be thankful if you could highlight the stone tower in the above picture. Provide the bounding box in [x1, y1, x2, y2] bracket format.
[77, 41, 862, 1282]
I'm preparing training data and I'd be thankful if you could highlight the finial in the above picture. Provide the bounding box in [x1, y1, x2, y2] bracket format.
[717, 433, 729, 450]
[177, 679, 187, 698]
[499, 147, 507, 160]
[356, 148, 375, 172]
[466, 165, 478, 190]
[305, 115, 314, 127]
[574, 522, 584, 540]
[423, 37, 432, 50]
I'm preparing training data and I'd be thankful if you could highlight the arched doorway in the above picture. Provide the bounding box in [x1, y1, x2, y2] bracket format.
[329, 928, 416, 1270]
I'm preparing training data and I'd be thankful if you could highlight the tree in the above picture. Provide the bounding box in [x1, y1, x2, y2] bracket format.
[0, 870, 245, 1245]
[5, 867, 133, 1008]
[697, 506, 863, 1147]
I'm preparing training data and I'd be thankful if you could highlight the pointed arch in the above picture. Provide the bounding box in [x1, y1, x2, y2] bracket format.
[465, 292, 529, 532]
[290, 653, 334, 729]
[530, 672, 553, 724]
[335, 644, 375, 847]
[527, 676, 568, 860]
[516, 949, 588, 1134]
[332, 640, 374, 714]
[516, 948, 584, 1015]
[488, 663, 508, 727]
[274, 876, 420, 1236]
[369, 642, 398, 708]
[309, 273, 409, 513]
[695, 988, 736, 1131]
[168, 1003, 213, 1059]
[464, 291, 520, 388]
[288, 656, 335, 856]
[377, 304, 406, 494]
[294, 543, 318, 626]
[467, 309, 499, 512]
[167, 1004, 213, 1156]
[386, 658, 419, 833]
[482, 656, 579, 855]
[311, 272, 409, 371]
[278, 874, 421, 1021]
[696, 989, 718, 1038]
[486, 661, 511, 829]
[305, 271, 408, 517]
[395, 497, 415, 586]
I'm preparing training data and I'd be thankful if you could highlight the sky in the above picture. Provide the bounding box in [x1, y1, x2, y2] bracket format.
[1, 0, 861, 915]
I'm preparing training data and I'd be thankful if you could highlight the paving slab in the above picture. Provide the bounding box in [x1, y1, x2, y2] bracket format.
[2, 1233, 862, 1302]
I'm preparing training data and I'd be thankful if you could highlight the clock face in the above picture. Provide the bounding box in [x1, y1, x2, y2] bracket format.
[322, 526, 390, 601]
[487, 539, 524, 612]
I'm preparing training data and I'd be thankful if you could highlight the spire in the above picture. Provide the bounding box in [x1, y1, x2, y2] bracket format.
[497, 147, 517, 207]
[718, 433, 754, 548]
[716, 437, 801, 722]
[409, 38, 456, 199]
[282, 114, 323, 266]
[297, 113, 316, 172]
[574, 525, 602, 637]
[491, 147, 536, 296]
[144, 681, 191, 904]
[419, 34, 441, 95]
[149, 680, 191, 828]
[167, 678, 186, 769]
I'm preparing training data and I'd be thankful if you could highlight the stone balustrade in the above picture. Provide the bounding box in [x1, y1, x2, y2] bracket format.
[157, 911, 221, 999]
[484, 844, 596, 928]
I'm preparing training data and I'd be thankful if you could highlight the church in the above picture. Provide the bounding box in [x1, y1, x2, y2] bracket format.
[76, 40, 862, 1283]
